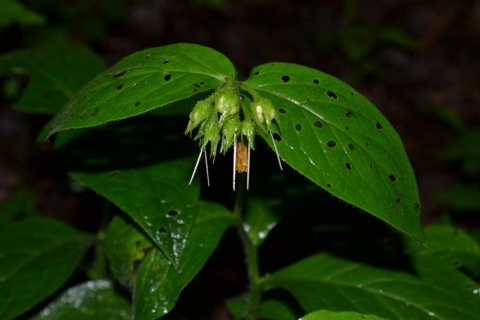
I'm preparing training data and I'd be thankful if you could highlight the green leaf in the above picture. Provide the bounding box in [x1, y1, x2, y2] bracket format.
[54, 118, 200, 264]
[268, 253, 480, 320]
[244, 63, 422, 240]
[0, 218, 92, 320]
[8, 37, 105, 114]
[406, 225, 480, 278]
[38, 43, 236, 140]
[0, 0, 46, 27]
[301, 310, 386, 320]
[243, 196, 279, 247]
[105, 201, 235, 319]
[32, 280, 131, 320]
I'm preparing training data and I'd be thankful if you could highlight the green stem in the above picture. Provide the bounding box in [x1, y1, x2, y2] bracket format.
[233, 176, 262, 320]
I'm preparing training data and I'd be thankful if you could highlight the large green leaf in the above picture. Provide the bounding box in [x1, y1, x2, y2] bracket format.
[105, 201, 235, 319]
[54, 117, 200, 264]
[32, 280, 131, 320]
[38, 43, 235, 140]
[0, 218, 92, 320]
[244, 63, 422, 240]
[268, 253, 480, 320]
[8, 37, 105, 114]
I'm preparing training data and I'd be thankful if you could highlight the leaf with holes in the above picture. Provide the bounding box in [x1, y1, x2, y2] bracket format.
[38, 43, 235, 140]
[243, 63, 422, 240]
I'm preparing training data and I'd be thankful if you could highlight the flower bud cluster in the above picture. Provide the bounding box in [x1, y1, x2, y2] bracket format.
[185, 79, 278, 159]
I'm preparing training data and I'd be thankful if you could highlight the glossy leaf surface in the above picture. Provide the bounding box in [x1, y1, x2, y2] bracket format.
[105, 201, 235, 319]
[39, 43, 235, 140]
[0, 218, 92, 320]
[32, 280, 131, 320]
[244, 63, 422, 240]
[243, 196, 279, 247]
[8, 37, 105, 114]
[268, 253, 480, 320]
[301, 310, 386, 320]
[54, 118, 200, 263]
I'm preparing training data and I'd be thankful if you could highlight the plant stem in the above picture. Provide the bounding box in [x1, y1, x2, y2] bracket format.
[233, 176, 262, 320]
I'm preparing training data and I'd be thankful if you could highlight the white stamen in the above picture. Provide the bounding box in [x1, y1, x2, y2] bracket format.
[204, 149, 210, 187]
[233, 134, 237, 191]
[270, 131, 283, 171]
[189, 149, 204, 185]
[247, 144, 251, 190]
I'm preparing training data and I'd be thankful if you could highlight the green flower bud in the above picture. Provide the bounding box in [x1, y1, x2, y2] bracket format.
[216, 90, 239, 127]
[241, 118, 256, 150]
[252, 97, 276, 131]
[221, 117, 242, 154]
[186, 100, 213, 134]
[201, 114, 221, 157]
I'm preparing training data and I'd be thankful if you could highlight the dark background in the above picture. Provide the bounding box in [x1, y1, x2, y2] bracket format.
[1, 0, 479, 318]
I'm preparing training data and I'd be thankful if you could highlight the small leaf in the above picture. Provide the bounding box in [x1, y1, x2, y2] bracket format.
[105, 201, 235, 319]
[243, 197, 279, 247]
[32, 280, 131, 320]
[8, 37, 105, 114]
[39, 43, 235, 140]
[226, 294, 298, 320]
[268, 253, 480, 320]
[0, 218, 92, 320]
[0, 0, 46, 27]
[406, 225, 480, 278]
[301, 310, 386, 320]
[54, 118, 200, 264]
[244, 63, 422, 240]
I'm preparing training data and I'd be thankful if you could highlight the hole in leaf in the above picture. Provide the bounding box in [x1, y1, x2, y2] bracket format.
[109, 170, 119, 177]
[278, 108, 287, 114]
[194, 81, 205, 88]
[348, 143, 355, 151]
[163, 59, 170, 64]
[346, 110, 353, 117]
[158, 227, 167, 235]
[272, 133, 282, 141]
[117, 84, 123, 90]
[345, 126, 350, 131]
[376, 122, 383, 129]
[167, 210, 180, 217]
[365, 142, 370, 147]
[389, 173, 397, 182]
[295, 123, 302, 132]
[313, 79, 319, 84]
[327, 91, 337, 99]
[327, 140, 337, 147]
[134, 101, 141, 107]
[346, 163, 352, 170]
[112, 70, 127, 78]
[396, 197, 402, 204]
[327, 183, 332, 188]
[281, 75, 290, 83]
[350, 92, 355, 95]
[314, 120, 323, 128]
[254, 71, 260, 76]
[414, 202, 420, 213]
[164, 74, 172, 81]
